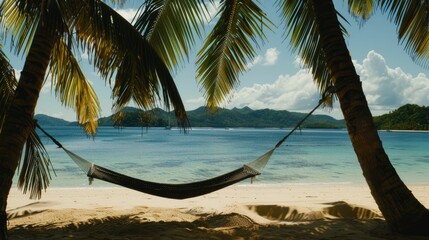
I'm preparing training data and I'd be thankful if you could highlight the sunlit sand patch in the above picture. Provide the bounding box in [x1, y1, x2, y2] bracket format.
[246, 201, 381, 222]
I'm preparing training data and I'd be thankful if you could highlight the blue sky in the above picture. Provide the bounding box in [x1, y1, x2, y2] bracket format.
[4, 1, 429, 121]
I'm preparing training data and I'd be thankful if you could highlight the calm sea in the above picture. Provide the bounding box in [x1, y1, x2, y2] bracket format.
[13, 127, 429, 188]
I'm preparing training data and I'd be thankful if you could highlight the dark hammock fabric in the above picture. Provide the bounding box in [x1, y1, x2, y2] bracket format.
[64, 147, 274, 199]
[88, 164, 260, 199]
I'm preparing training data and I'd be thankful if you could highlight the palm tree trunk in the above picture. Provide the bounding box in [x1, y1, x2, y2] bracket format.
[311, 0, 429, 235]
[0, 19, 54, 239]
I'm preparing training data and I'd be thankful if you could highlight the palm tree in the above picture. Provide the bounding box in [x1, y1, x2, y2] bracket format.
[0, 0, 191, 238]
[306, 1, 429, 234]
[132, 0, 429, 234]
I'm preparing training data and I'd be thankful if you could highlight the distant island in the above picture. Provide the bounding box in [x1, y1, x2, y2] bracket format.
[373, 104, 429, 131]
[36, 106, 345, 129]
[34, 104, 428, 130]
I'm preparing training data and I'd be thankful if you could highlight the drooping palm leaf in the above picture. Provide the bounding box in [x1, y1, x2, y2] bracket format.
[1, 0, 71, 56]
[347, 0, 375, 25]
[277, 0, 349, 106]
[18, 126, 55, 199]
[378, 0, 429, 68]
[196, 0, 272, 110]
[134, 0, 209, 70]
[67, 0, 190, 128]
[49, 39, 101, 135]
[0, 43, 17, 131]
[0, 0, 40, 56]
[3, 0, 189, 129]
[278, 1, 327, 89]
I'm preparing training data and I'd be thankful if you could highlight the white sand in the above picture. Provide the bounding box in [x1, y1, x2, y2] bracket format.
[7, 184, 429, 239]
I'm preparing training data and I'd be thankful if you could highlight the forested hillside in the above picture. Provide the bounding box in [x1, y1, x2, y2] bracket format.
[373, 104, 429, 130]
[35, 104, 428, 131]
[97, 106, 345, 129]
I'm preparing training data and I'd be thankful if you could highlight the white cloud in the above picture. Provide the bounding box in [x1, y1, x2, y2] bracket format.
[185, 97, 206, 110]
[356, 50, 429, 114]
[263, 48, 279, 65]
[225, 69, 318, 111]
[115, 8, 138, 23]
[219, 50, 429, 118]
[247, 48, 280, 69]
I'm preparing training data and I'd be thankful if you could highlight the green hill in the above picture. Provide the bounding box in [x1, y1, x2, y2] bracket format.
[35, 114, 71, 126]
[98, 106, 345, 129]
[373, 104, 429, 130]
[34, 104, 429, 131]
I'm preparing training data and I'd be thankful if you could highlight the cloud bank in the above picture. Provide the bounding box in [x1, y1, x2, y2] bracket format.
[247, 48, 280, 69]
[187, 51, 429, 118]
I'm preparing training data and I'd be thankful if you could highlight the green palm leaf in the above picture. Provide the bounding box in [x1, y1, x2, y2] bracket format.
[49, 39, 101, 135]
[347, 0, 374, 24]
[0, 43, 17, 131]
[277, 0, 349, 106]
[196, 0, 272, 110]
[68, 0, 190, 128]
[1, 0, 72, 56]
[18, 126, 55, 200]
[134, 0, 209, 70]
[0, 0, 40, 56]
[3, 0, 189, 129]
[378, 0, 429, 68]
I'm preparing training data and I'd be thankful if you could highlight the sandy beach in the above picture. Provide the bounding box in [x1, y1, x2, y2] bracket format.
[6, 183, 429, 239]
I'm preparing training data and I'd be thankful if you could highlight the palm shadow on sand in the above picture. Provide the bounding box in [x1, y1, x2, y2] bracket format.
[8, 201, 428, 240]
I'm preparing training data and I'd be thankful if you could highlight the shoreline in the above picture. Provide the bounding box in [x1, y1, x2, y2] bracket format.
[379, 129, 429, 133]
[8, 183, 429, 239]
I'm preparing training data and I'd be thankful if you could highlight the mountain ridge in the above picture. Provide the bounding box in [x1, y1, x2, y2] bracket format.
[35, 106, 345, 129]
[34, 104, 429, 130]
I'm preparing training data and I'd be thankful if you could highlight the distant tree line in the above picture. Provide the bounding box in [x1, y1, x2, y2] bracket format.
[97, 106, 345, 129]
[36, 104, 429, 131]
[373, 104, 429, 130]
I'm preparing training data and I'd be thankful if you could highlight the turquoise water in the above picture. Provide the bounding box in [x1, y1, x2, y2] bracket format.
[13, 127, 429, 188]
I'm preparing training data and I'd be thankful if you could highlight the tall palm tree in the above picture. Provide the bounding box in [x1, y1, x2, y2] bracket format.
[0, 0, 192, 238]
[305, 0, 429, 234]
[133, 0, 429, 234]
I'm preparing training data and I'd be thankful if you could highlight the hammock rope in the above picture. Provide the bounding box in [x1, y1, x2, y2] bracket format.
[36, 87, 333, 199]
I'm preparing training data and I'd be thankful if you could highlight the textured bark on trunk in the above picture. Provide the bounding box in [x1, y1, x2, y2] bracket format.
[312, 0, 429, 235]
[0, 19, 55, 239]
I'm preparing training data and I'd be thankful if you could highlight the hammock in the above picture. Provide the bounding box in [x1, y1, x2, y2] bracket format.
[64, 147, 274, 199]
[36, 90, 329, 199]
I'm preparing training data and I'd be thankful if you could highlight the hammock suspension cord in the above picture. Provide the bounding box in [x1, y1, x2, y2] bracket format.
[35, 87, 334, 199]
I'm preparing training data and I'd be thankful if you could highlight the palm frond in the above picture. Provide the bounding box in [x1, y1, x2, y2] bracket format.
[134, 0, 209, 70]
[277, 0, 349, 106]
[0, 0, 40, 56]
[49, 39, 101, 135]
[347, 0, 375, 25]
[66, 0, 190, 129]
[17, 126, 55, 200]
[1, 0, 70, 56]
[196, 0, 273, 110]
[0, 43, 17, 131]
[378, 0, 429, 68]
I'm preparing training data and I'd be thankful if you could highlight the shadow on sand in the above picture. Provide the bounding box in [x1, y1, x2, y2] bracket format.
[8, 201, 428, 240]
